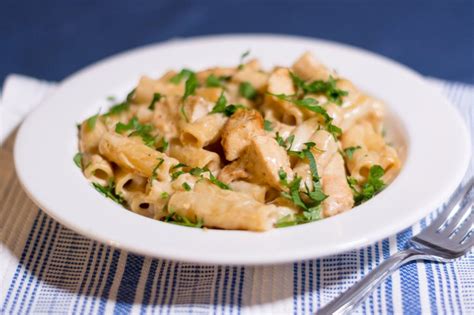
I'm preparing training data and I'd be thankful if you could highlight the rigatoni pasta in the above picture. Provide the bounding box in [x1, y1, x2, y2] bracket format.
[75, 52, 402, 231]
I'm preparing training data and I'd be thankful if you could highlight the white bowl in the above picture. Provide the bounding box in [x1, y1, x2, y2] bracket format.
[14, 35, 471, 265]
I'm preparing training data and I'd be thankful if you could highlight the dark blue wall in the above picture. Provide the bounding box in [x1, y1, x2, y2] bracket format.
[1, 0, 473, 84]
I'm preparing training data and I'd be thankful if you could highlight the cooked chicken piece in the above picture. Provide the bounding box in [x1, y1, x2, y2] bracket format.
[292, 52, 336, 82]
[321, 153, 354, 217]
[292, 129, 353, 216]
[217, 160, 249, 184]
[267, 68, 295, 95]
[243, 59, 262, 71]
[219, 134, 294, 190]
[182, 96, 214, 123]
[195, 87, 223, 103]
[232, 67, 268, 91]
[221, 109, 265, 161]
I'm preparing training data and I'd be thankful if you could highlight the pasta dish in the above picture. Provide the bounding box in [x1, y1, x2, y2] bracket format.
[74, 52, 401, 231]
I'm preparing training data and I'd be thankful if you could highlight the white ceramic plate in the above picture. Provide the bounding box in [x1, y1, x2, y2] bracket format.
[14, 35, 470, 265]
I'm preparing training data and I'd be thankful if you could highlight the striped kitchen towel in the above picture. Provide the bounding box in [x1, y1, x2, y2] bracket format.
[0, 77, 472, 314]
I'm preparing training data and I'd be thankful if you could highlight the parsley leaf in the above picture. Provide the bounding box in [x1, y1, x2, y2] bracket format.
[148, 93, 161, 110]
[205, 74, 224, 88]
[171, 171, 186, 180]
[93, 181, 124, 205]
[170, 69, 194, 84]
[150, 158, 165, 182]
[171, 163, 188, 170]
[160, 192, 169, 199]
[290, 72, 348, 105]
[238, 50, 250, 69]
[73, 152, 83, 169]
[344, 146, 361, 159]
[269, 93, 331, 122]
[104, 88, 135, 116]
[264, 120, 273, 131]
[86, 112, 100, 130]
[239, 82, 257, 100]
[182, 182, 192, 191]
[208, 171, 230, 190]
[352, 165, 386, 205]
[180, 73, 198, 121]
[189, 167, 230, 190]
[163, 210, 204, 228]
[223, 104, 245, 117]
[106, 102, 129, 116]
[277, 144, 327, 228]
[327, 123, 342, 139]
[115, 117, 156, 147]
[183, 73, 198, 100]
[210, 92, 245, 117]
[210, 92, 227, 114]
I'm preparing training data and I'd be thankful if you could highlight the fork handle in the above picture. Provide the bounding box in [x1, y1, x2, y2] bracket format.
[318, 248, 424, 314]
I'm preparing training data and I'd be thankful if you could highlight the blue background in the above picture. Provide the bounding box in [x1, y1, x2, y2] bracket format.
[1, 0, 473, 85]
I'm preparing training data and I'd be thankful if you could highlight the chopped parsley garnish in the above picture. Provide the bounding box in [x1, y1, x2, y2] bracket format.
[156, 137, 169, 152]
[264, 120, 273, 131]
[171, 171, 186, 180]
[104, 88, 135, 116]
[160, 192, 169, 199]
[210, 92, 245, 117]
[126, 88, 136, 103]
[350, 165, 386, 205]
[189, 167, 230, 190]
[183, 73, 198, 100]
[208, 171, 230, 190]
[278, 168, 288, 185]
[106, 102, 129, 116]
[344, 146, 361, 159]
[210, 92, 227, 113]
[182, 182, 192, 191]
[170, 69, 194, 84]
[205, 74, 225, 88]
[239, 82, 257, 100]
[73, 152, 83, 169]
[171, 163, 188, 170]
[150, 158, 165, 182]
[148, 93, 161, 110]
[115, 117, 156, 147]
[93, 181, 124, 205]
[268, 93, 331, 122]
[275, 132, 295, 151]
[276, 144, 327, 228]
[224, 104, 246, 116]
[290, 72, 348, 105]
[163, 210, 203, 228]
[180, 72, 198, 121]
[327, 123, 342, 139]
[238, 50, 250, 69]
[86, 112, 100, 130]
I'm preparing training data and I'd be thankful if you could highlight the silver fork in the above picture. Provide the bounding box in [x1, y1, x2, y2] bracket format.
[319, 177, 474, 315]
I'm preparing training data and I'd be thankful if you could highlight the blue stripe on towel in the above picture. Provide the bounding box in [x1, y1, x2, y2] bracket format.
[1, 210, 42, 312]
[114, 254, 145, 314]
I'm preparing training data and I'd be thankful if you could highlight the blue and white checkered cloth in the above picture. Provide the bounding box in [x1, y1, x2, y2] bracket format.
[0, 77, 472, 314]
